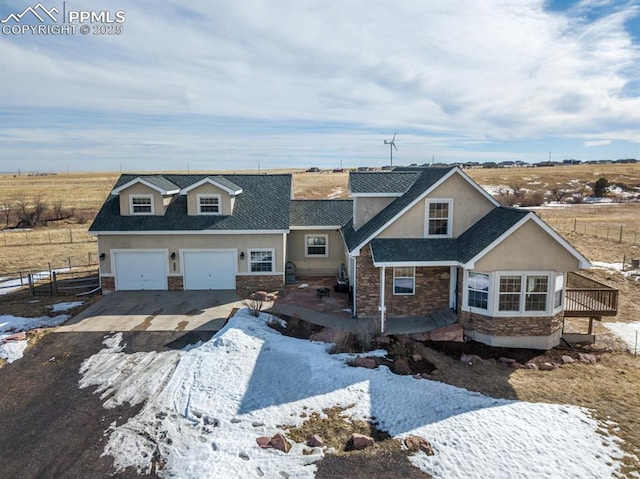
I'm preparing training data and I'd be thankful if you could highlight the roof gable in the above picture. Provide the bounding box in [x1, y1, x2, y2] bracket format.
[179, 176, 243, 196]
[348, 171, 421, 195]
[111, 176, 180, 195]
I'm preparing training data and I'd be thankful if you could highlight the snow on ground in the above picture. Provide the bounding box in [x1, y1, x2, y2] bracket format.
[79, 309, 624, 479]
[0, 268, 71, 295]
[591, 261, 640, 281]
[0, 312, 71, 363]
[49, 301, 84, 313]
[604, 322, 640, 354]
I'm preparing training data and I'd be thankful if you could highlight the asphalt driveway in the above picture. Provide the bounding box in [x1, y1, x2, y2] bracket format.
[57, 290, 242, 332]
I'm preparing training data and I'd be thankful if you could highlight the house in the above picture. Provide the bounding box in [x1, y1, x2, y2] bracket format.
[91, 167, 615, 349]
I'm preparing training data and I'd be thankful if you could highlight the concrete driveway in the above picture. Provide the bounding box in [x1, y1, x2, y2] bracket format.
[57, 290, 243, 332]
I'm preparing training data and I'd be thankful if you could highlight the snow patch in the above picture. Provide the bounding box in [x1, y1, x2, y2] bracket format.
[79, 308, 624, 478]
[0, 313, 71, 363]
[50, 301, 85, 313]
[603, 322, 640, 353]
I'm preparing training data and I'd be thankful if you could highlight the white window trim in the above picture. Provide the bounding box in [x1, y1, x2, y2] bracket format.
[247, 248, 275, 274]
[305, 234, 329, 258]
[197, 194, 222, 215]
[393, 266, 415, 296]
[462, 270, 557, 317]
[130, 194, 154, 215]
[553, 273, 564, 311]
[425, 198, 453, 238]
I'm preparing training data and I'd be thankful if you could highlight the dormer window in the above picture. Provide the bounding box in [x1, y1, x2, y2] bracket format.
[130, 195, 153, 215]
[198, 194, 221, 215]
[425, 199, 453, 237]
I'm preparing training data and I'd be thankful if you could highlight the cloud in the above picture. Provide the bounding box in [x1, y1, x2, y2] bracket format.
[584, 140, 613, 147]
[1, 0, 639, 170]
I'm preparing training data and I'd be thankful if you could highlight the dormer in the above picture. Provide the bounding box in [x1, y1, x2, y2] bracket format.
[180, 176, 243, 216]
[348, 171, 420, 230]
[112, 176, 180, 216]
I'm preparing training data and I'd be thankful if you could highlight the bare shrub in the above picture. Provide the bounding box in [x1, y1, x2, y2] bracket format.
[244, 293, 264, 317]
[519, 191, 545, 207]
[0, 198, 13, 227]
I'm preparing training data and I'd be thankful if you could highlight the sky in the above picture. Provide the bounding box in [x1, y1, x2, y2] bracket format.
[1, 0, 639, 173]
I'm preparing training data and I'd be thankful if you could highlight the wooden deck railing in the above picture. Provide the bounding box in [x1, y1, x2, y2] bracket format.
[564, 273, 618, 317]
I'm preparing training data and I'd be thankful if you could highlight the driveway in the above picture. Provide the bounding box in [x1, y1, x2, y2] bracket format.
[57, 290, 243, 333]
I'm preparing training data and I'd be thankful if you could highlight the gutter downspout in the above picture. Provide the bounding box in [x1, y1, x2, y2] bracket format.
[352, 256, 357, 317]
[379, 266, 386, 334]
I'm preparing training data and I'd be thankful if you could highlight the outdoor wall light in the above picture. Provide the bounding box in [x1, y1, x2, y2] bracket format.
[99, 253, 106, 261]
[240, 251, 245, 260]
[170, 252, 176, 260]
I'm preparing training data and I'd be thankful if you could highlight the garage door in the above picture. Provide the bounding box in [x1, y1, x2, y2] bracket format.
[183, 250, 236, 290]
[114, 251, 168, 291]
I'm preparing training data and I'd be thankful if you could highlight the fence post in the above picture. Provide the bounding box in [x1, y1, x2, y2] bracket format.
[28, 273, 34, 296]
[573, 218, 577, 232]
[52, 271, 58, 295]
[68, 256, 72, 270]
[619, 226, 623, 244]
[49, 262, 53, 295]
[69, 228, 73, 243]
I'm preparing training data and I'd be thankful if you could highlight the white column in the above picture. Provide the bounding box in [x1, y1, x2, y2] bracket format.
[379, 266, 386, 333]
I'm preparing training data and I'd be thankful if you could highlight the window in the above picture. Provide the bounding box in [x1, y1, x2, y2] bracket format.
[198, 194, 221, 215]
[525, 275, 548, 312]
[305, 235, 328, 257]
[554, 274, 564, 309]
[249, 249, 274, 273]
[426, 200, 452, 237]
[130, 195, 153, 215]
[393, 267, 415, 295]
[498, 275, 522, 311]
[467, 272, 489, 309]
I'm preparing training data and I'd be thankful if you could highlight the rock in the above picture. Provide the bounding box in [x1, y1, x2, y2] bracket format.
[353, 357, 378, 369]
[2, 332, 27, 342]
[539, 362, 557, 371]
[306, 434, 324, 447]
[509, 362, 524, 369]
[524, 362, 539, 370]
[460, 354, 483, 364]
[578, 353, 598, 364]
[404, 435, 435, 456]
[411, 353, 423, 362]
[498, 357, 516, 364]
[409, 333, 428, 342]
[349, 433, 374, 450]
[429, 324, 463, 342]
[310, 328, 350, 344]
[270, 433, 291, 453]
[392, 358, 412, 375]
[256, 436, 272, 448]
[373, 336, 391, 344]
[561, 355, 575, 364]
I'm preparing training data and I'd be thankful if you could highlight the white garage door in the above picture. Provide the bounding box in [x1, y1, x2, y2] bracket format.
[183, 250, 236, 290]
[114, 251, 168, 291]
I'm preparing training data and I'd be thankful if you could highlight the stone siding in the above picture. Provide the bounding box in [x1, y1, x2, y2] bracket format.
[168, 276, 183, 291]
[236, 274, 284, 297]
[356, 244, 450, 318]
[460, 310, 564, 337]
[100, 276, 115, 293]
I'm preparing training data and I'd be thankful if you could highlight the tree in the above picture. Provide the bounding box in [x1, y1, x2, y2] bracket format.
[0, 198, 13, 227]
[593, 177, 609, 197]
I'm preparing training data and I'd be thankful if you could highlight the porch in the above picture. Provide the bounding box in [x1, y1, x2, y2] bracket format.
[562, 272, 618, 344]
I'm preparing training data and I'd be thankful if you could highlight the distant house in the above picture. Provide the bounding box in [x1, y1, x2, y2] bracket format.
[91, 167, 615, 349]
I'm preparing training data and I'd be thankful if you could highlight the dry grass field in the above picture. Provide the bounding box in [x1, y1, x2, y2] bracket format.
[1, 164, 639, 474]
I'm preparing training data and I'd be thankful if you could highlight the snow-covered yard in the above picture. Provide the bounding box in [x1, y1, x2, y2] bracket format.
[79, 309, 624, 478]
[0, 301, 83, 363]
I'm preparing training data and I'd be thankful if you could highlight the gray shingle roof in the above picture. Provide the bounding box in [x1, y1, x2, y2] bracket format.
[290, 200, 353, 227]
[368, 207, 530, 264]
[113, 175, 180, 193]
[206, 176, 243, 193]
[349, 171, 421, 194]
[343, 167, 455, 252]
[90, 174, 291, 232]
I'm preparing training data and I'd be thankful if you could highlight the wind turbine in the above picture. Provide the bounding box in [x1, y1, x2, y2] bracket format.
[384, 133, 398, 166]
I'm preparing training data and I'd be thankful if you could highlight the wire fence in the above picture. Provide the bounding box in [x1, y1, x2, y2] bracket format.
[1, 227, 96, 248]
[544, 217, 640, 247]
[0, 255, 99, 296]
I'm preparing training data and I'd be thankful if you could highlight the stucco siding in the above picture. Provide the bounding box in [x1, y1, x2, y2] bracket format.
[354, 197, 395, 229]
[118, 184, 167, 216]
[286, 229, 346, 276]
[474, 220, 581, 271]
[186, 183, 235, 216]
[97, 233, 285, 275]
